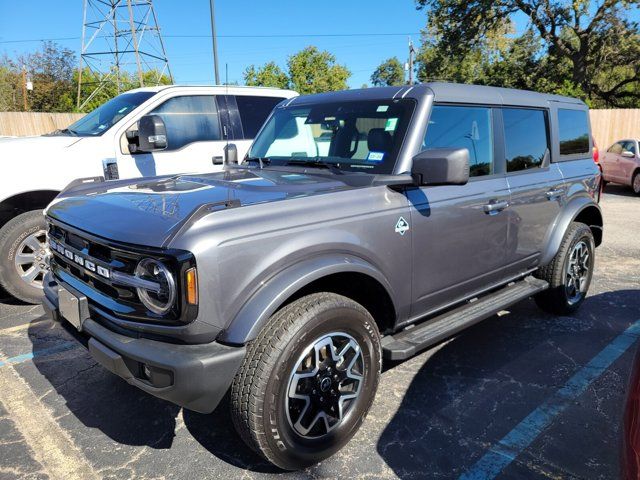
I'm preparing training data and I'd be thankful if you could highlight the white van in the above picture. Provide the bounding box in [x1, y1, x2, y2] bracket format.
[0, 85, 297, 303]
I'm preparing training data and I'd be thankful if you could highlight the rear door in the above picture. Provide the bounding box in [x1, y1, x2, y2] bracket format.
[232, 94, 287, 160]
[501, 107, 563, 272]
[408, 104, 510, 316]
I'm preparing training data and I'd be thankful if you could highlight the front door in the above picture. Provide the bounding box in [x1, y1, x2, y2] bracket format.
[408, 104, 510, 317]
[115, 94, 230, 179]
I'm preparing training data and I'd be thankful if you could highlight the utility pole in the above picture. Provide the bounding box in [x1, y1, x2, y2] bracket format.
[209, 0, 221, 85]
[21, 66, 28, 111]
[408, 38, 416, 85]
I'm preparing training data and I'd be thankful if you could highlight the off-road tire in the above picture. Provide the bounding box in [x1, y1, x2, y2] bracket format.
[0, 210, 48, 304]
[534, 222, 595, 314]
[230, 292, 382, 470]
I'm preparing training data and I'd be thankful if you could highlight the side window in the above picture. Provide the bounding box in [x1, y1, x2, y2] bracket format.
[423, 105, 494, 177]
[623, 141, 636, 154]
[608, 142, 623, 154]
[503, 108, 549, 172]
[150, 95, 221, 151]
[558, 108, 590, 155]
[236, 95, 285, 139]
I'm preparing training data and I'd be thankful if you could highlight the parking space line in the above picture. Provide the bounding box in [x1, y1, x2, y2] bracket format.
[459, 319, 640, 480]
[0, 317, 50, 335]
[0, 360, 99, 479]
[0, 341, 79, 368]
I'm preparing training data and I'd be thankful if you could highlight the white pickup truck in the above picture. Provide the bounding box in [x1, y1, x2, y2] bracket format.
[0, 85, 297, 303]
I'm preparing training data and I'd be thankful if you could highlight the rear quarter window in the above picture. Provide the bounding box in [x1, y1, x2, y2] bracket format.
[558, 109, 590, 155]
[236, 95, 286, 139]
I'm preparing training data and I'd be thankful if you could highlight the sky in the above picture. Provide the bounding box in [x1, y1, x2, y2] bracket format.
[0, 0, 427, 88]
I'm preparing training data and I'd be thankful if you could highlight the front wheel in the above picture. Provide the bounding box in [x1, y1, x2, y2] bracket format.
[0, 210, 49, 303]
[230, 293, 382, 470]
[632, 171, 640, 195]
[534, 222, 595, 314]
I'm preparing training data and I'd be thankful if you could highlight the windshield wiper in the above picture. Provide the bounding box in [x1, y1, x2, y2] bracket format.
[245, 157, 271, 168]
[285, 159, 342, 174]
[46, 127, 78, 136]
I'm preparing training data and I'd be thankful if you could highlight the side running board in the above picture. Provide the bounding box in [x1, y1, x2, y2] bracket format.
[381, 276, 549, 361]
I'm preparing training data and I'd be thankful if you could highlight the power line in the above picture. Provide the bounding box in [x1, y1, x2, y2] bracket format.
[0, 32, 422, 44]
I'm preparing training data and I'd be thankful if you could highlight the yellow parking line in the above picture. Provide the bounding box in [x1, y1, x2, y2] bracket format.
[0, 364, 99, 479]
[0, 318, 50, 335]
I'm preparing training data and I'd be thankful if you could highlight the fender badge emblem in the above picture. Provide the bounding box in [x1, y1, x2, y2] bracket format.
[395, 217, 409, 236]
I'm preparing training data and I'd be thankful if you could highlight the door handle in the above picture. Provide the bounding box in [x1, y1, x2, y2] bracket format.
[483, 200, 509, 214]
[546, 188, 565, 200]
[212, 156, 224, 165]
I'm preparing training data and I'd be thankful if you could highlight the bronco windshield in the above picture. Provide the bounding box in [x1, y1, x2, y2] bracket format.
[248, 99, 415, 174]
[54, 91, 156, 137]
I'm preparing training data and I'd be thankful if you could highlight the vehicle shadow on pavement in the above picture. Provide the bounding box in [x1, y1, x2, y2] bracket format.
[603, 184, 637, 197]
[183, 396, 283, 473]
[376, 290, 639, 479]
[28, 319, 181, 450]
[26, 318, 282, 472]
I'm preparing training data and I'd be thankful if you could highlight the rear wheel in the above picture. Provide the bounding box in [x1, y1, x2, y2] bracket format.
[0, 210, 48, 303]
[534, 222, 595, 314]
[230, 292, 381, 470]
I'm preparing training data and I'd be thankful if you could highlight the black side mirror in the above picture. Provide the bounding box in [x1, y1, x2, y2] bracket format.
[137, 115, 167, 152]
[224, 143, 238, 165]
[411, 148, 470, 186]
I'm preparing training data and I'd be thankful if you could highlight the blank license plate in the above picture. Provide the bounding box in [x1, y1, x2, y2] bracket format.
[58, 285, 88, 331]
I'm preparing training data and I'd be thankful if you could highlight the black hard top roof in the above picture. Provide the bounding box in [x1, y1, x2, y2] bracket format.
[286, 82, 586, 108]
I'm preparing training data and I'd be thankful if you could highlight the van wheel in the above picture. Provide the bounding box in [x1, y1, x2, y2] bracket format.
[0, 210, 48, 304]
[230, 293, 381, 470]
[534, 222, 594, 314]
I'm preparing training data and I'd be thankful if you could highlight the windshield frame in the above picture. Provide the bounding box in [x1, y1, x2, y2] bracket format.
[61, 91, 157, 137]
[248, 98, 417, 175]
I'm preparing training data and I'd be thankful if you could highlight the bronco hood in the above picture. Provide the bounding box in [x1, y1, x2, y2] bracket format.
[46, 168, 360, 247]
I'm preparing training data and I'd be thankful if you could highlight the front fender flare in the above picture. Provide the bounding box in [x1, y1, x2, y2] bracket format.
[218, 254, 397, 345]
[540, 197, 603, 266]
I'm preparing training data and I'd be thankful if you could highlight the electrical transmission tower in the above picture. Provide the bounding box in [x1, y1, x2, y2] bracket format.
[77, 0, 173, 110]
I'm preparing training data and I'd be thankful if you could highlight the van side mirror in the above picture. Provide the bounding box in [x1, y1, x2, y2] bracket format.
[137, 115, 167, 152]
[224, 143, 238, 165]
[411, 148, 470, 186]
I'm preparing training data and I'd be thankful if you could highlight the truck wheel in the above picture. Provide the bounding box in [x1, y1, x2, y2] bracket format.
[534, 222, 595, 314]
[230, 292, 381, 470]
[0, 210, 48, 304]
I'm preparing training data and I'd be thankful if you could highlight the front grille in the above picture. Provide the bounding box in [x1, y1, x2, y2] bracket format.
[47, 220, 186, 324]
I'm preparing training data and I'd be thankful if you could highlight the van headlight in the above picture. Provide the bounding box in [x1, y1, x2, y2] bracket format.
[135, 258, 176, 315]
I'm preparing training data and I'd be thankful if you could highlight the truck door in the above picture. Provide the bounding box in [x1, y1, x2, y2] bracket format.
[408, 104, 510, 316]
[115, 94, 231, 178]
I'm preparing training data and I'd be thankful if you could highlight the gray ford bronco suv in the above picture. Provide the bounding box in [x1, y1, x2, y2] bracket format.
[42, 83, 602, 470]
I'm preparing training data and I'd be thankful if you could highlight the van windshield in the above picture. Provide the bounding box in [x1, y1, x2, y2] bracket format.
[51, 91, 156, 137]
[248, 99, 415, 174]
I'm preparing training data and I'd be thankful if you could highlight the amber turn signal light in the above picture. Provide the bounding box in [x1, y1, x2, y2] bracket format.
[185, 267, 198, 305]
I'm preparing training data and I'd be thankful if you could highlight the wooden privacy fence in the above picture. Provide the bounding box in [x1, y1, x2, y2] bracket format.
[589, 109, 640, 150]
[0, 109, 638, 149]
[0, 112, 85, 137]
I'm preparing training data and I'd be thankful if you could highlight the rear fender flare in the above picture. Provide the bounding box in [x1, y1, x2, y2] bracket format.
[540, 197, 602, 266]
[219, 254, 396, 345]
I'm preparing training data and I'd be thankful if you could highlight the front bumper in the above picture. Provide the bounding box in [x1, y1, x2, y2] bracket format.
[42, 273, 245, 413]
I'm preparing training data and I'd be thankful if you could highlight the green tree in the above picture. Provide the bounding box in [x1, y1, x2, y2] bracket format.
[371, 57, 405, 86]
[287, 46, 350, 94]
[414, 0, 640, 107]
[244, 61, 289, 89]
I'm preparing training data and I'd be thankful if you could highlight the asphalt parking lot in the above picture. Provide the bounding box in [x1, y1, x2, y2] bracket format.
[0, 184, 638, 480]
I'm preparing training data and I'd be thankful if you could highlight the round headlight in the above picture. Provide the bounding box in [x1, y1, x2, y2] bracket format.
[134, 258, 176, 315]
